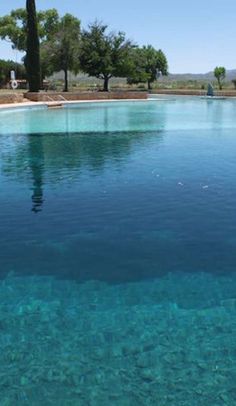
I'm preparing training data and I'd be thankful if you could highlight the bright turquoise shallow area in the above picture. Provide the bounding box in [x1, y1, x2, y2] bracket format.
[0, 98, 236, 404]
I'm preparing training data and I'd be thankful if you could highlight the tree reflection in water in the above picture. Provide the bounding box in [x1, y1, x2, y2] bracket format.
[28, 135, 44, 213]
[2, 130, 163, 213]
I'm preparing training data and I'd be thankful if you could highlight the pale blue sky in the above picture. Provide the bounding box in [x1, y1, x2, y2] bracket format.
[0, 0, 235, 73]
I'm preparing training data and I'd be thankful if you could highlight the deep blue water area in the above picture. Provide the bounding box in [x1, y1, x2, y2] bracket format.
[0, 99, 236, 404]
[0, 100, 236, 282]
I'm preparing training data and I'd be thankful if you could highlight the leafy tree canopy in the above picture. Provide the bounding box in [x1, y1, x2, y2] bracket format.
[0, 8, 80, 91]
[0, 8, 59, 51]
[214, 66, 226, 90]
[80, 22, 134, 91]
[128, 45, 168, 90]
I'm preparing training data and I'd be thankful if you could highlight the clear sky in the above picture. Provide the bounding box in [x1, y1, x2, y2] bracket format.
[0, 0, 235, 73]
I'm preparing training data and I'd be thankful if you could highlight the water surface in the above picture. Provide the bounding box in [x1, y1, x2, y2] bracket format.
[1, 99, 236, 281]
[0, 99, 236, 405]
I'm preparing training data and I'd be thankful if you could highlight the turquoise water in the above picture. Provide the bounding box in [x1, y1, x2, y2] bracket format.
[0, 98, 236, 404]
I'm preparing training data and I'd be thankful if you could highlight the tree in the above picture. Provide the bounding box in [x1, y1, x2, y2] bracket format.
[0, 8, 59, 51]
[128, 45, 168, 90]
[214, 66, 226, 90]
[41, 14, 81, 92]
[25, 0, 41, 92]
[80, 22, 134, 91]
[0, 8, 80, 91]
[0, 7, 60, 82]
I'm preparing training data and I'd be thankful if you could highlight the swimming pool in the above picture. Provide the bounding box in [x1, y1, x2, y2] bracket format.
[0, 98, 236, 404]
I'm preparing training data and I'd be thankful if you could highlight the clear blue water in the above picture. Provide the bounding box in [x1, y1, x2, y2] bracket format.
[0, 98, 236, 404]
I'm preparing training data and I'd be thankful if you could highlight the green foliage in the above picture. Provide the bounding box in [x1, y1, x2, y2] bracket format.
[80, 22, 134, 91]
[39, 45, 55, 81]
[25, 0, 40, 92]
[0, 8, 169, 93]
[128, 45, 168, 90]
[0, 7, 79, 91]
[0, 8, 59, 51]
[214, 66, 226, 90]
[0, 59, 26, 86]
[0, 9, 27, 51]
[40, 14, 81, 91]
[38, 9, 60, 41]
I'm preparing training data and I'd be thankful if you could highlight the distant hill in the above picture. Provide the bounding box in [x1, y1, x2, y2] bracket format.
[163, 69, 236, 82]
[50, 69, 236, 84]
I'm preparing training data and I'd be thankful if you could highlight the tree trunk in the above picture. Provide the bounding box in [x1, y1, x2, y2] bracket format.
[103, 76, 109, 92]
[64, 69, 68, 92]
[26, 0, 41, 92]
[217, 78, 222, 90]
[147, 80, 152, 90]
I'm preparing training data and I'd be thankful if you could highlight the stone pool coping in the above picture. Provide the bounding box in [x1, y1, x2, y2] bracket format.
[0, 90, 147, 106]
[0, 98, 153, 111]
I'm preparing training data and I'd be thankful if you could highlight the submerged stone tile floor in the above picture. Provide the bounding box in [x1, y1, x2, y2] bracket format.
[0, 272, 236, 405]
